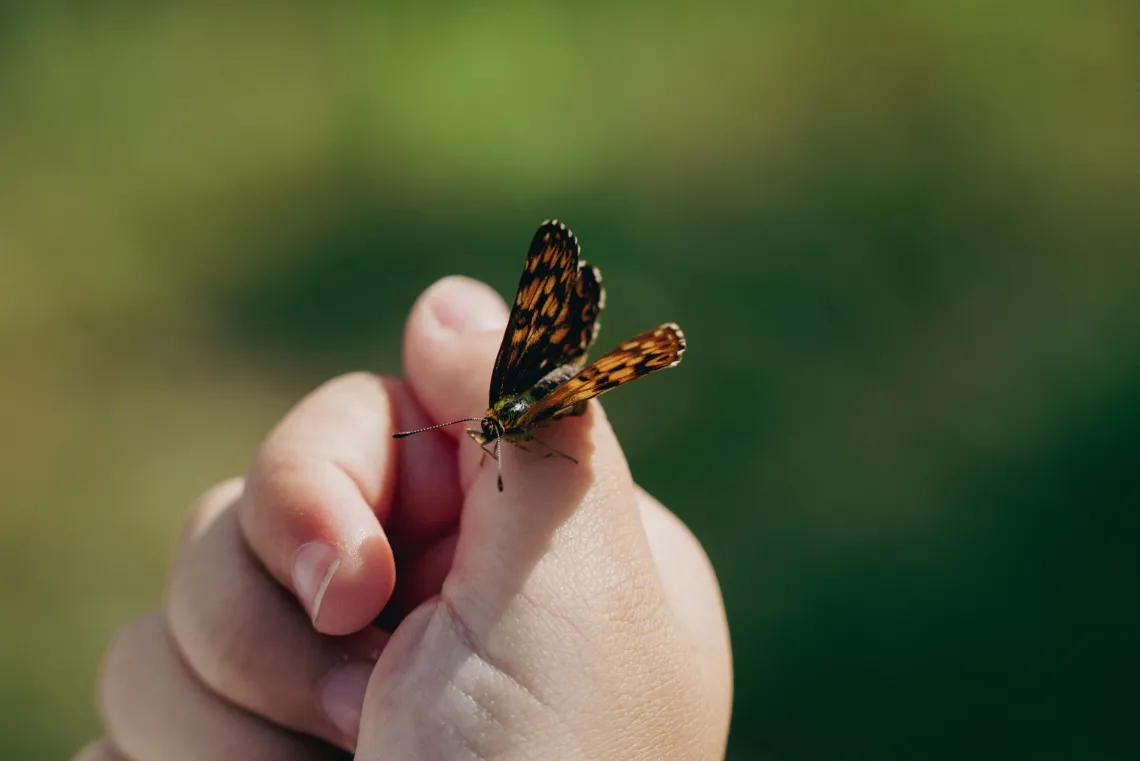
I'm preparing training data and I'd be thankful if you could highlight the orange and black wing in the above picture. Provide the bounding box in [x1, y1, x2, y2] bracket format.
[549, 259, 605, 372]
[515, 322, 686, 429]
[489, 220, 596, 403]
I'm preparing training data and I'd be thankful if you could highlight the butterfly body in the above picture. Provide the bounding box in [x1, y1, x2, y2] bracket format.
[479, 366, 590, 443]
[393, 219, 686, 490]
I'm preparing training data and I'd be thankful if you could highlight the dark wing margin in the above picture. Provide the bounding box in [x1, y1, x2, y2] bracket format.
[489, 220, 584, 404]
[515, 322, 686, 428]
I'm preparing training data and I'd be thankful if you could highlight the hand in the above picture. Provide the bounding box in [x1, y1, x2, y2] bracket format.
[78, 276, 732, 760]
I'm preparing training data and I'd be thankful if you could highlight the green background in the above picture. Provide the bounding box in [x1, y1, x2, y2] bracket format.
[2, 2, 1138, 758]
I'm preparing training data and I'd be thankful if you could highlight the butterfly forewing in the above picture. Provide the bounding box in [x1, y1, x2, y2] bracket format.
[515, 322, 686, 430]
[488, 220, 584, 404]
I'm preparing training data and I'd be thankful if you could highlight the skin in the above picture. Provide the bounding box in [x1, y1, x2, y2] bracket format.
[77, 275, 733, 761]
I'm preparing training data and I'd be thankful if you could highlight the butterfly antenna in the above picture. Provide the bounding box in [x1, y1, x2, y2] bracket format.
[495, 439, 504, 491]
[392, 418, 482, 438]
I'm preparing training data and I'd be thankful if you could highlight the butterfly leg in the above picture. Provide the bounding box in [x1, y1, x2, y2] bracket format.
[465, 428, 496, 464]
[526, 435, 579, 464]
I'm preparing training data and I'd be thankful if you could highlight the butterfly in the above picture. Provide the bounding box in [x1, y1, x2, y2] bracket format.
[393, 220, 686, 491]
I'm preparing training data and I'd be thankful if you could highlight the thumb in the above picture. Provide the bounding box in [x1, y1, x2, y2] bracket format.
[363, 276, 687, 757]
[397, 275, 658, 610]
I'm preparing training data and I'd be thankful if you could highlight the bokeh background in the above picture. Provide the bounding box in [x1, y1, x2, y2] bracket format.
[3, 2, 1139, 758]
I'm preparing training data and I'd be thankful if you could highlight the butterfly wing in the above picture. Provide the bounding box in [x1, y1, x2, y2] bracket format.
[489, 220, 599, 404]
[551, 260, 605, 372]
[513, 322, 686, 430]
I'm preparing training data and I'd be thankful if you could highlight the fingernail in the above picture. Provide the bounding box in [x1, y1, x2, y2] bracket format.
[292, 542, 340, 625]
[321, 660, 374, 742]
[427, 276, 508, 334]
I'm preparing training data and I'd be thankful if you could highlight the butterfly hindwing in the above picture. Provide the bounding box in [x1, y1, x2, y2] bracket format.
[514, 322, 686, 430]
[549, 260, 605, 373]
[517, 261, 604, 404]
[488, 220, 583, 405]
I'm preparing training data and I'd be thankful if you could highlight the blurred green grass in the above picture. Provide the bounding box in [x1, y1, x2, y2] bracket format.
[2, 2, 1139, 759]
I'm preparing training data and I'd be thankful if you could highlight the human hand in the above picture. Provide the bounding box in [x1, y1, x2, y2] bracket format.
[79, 276, 732, 760]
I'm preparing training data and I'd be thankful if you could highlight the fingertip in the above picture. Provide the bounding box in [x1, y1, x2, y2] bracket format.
[240, 372, 404, 634]
[409, 275, 509, 339]
[241, 460, 396, 632]
[402, 276, 509, 433]
[302, 530, 397, 635]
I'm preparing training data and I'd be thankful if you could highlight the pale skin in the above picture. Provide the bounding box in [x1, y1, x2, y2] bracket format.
[77, 275, 733, 761]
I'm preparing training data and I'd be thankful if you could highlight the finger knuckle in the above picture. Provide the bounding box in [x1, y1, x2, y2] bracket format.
[178, 477, 243, 549]
[181, 606, 263, 702]
[98, 611, 167, 731]
[164, 562, 265, 704]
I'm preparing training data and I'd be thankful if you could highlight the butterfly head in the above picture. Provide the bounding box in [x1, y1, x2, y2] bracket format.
[480, 414, 505, 443]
